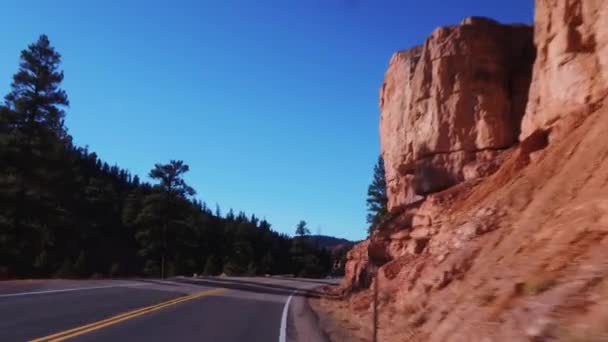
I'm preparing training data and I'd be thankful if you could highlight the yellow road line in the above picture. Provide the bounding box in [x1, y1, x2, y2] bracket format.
[30, 288, 226, 342]
[30, 292, 200, 342]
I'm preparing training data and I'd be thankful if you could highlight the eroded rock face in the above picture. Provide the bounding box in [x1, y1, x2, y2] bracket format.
[521, 0, 608, 140]
[380, 17, 535, 211]
[342, 240, 371, 290]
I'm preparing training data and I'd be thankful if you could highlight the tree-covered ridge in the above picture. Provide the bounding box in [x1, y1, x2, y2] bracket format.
[0, 35, 332, 279]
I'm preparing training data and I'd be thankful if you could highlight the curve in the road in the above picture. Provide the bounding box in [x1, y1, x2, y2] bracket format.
[279, 289, 298, 342]
[0, 283, 145, 298]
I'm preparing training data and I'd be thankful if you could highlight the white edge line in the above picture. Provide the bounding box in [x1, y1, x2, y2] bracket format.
[279, 289, 298, 342]
[0, 282, 146, 298]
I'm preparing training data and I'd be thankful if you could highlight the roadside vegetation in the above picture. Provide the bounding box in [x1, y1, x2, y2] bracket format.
[0, 35, 332, 280]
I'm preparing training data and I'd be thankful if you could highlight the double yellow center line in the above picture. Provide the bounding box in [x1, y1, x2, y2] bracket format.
[31, 288, 226, 342]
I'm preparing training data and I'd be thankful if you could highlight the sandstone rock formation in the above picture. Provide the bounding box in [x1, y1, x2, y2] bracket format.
[521, 0, 608, 140]
[314, 2, 608, 341]
[342, 240, 371, 290]
[380, 17, 535, 212]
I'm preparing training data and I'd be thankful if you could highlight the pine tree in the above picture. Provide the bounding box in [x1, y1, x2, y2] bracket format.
[4, 34, 69, 137]
[295, 220, 310, 237]
[135, 160, 195, 278]
[246, 262, 257, 276]
[224, 240, 253, 275]
[203, 255, 222, 276]
[149, 160, 195, 198]
[260, 252, 274, 274]
[366, 156, 388, 235]
[259, 219, 271, 231]
[0, 34, 69, 277]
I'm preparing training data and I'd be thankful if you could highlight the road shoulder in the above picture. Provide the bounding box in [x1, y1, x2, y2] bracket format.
[307, 287, 372, 342]
[287, 287, 331, 342]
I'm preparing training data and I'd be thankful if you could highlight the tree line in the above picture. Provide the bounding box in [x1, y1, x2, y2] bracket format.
[0, 35, 332, 279]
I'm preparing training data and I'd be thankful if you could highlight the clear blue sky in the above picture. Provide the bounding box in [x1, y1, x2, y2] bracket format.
[0, 0, 533, 241]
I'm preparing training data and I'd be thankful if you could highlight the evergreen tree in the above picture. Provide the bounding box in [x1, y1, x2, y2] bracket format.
[226, 209, 235, 220]
[259, 219, 271, 231]
[149, 160, 195, 198]
[295, 220, 310, 237]
[223, 240, 253, 275]
[259, 252, 274, 275]
[366, 156, 388, 235]
[135, 160, 195, 278]
[203, 255, 222, 276]
[246, 261, 257, 276]
[4, 34, 69, 136]
[0, 34, 69, 277]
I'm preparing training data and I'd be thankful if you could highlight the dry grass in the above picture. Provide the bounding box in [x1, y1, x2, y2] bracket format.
[308, 294, 372, 342]
[524, 276, 558, 295]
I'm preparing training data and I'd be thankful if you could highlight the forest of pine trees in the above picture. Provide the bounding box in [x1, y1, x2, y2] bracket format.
[0, 35, 332, 280]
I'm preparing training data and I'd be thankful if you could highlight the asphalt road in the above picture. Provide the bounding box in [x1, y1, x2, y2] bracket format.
[0, 277, 337, 342]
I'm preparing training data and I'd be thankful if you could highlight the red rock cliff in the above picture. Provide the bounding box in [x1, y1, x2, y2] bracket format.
[521, 0, 608, 139]
[325, 2, 608, 341]
[380, 17, 534, 212]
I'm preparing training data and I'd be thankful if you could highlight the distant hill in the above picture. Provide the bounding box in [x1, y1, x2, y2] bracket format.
[308, 235, 356, 249]
[307, 235, 356, 276]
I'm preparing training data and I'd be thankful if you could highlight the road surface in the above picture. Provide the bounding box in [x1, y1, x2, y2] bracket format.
[0, 276, 337, 342]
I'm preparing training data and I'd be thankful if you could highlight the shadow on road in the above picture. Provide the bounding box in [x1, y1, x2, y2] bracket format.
[172, 277, 337, 299]
[188, 276, 330, 292]
[133, 279, 182, 287]
[272, 276, 341, 285]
